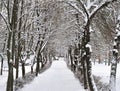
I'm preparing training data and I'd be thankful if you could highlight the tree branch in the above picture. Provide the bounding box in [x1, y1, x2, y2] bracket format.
[65, 1, 85, 16]
[76, 0, 89, 19]
[89, 0, 117, 24]
[0, 13, 11, 32]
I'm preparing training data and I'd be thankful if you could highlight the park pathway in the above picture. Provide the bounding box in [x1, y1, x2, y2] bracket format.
[20, 58, 85, 91]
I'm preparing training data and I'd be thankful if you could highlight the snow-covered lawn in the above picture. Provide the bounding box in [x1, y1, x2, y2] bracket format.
[92, 62, 120, 91]
[20, 58, 85, 91]
[0, 54, 35, 91]
[0, 70, 8, 91]
[0, 64, 32, 91]
[0, 60, 8, 91]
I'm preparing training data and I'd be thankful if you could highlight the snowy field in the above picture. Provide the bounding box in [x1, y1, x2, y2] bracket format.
[20, 58, 85, 91]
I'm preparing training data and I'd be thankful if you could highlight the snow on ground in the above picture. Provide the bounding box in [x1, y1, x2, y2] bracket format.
[13, 54, 36, 78]
[0, 64, 8, 91]
[92, 62, 120, 91]
[0, 73, 7, 91]
[20, 58, 85, 91]
[0, 64, 32, 91]
[0, 54, 36, 91]
[92, 63, 110, 84]
[1, 57, 120, 91]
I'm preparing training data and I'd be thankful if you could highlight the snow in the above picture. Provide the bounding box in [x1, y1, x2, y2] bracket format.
[92, 62, 120, 91]
[117, 15, 120, 20]
[117, 30, 120, 36]
[89, 0, 108, 17]
[109, 76, 116, 91]
[86, 0, 97, 10]
[111, 59, 116, 64]
[92, 63, 110, 84]
[66, 1, 86, 20]
[1, 58, 120, 91]
[90, 26, 94, 32]
[20, 58, 85, 91]
[0, 62, 8, 91]
[0, 55, 36, 91]
[113, 41, 117, 46]
[113, 49, 118, 54]
[91, 75, 98, 91]
[83, 52, 86, 56]
[25, 54, 35, 65]
[86, 44, 92, 52]
[10, 59, 13, 63]
[0, 73, 8, 91]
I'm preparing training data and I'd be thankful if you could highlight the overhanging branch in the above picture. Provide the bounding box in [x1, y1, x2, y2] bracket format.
[76, 0, 89, 19]
[89, 0, 117, 24]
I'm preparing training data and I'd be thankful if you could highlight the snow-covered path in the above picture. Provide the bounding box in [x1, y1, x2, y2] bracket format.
[20, 58, 85, 91]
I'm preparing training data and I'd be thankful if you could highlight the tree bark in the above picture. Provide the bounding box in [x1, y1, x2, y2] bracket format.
[82, 56, 88, 89]
[6, 32, 13, 91]
[6, 0, 19, 90]
[109, 31, 119, 91]
[81, 37, 88, 89]
[15, 0, 24, 79]
[22, 62, 25, 78]
[0, 54, 4, 75]
[36, 50, 40, 76]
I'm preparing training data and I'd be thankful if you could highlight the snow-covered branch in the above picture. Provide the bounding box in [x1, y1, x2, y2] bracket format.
[89, 0, 117, 22]
[65, 1, 85, 17]
[76, 0, 89, 19]
[86, 0, 98, 10]
[86, 44, 92, 52]
[0, 13, 11, 32]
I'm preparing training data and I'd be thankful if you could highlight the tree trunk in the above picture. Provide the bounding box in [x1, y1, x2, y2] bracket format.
[0, 54, 4, 75]
[109, 56, 117, 91]
[7, 63, 13, 91]
[16, 0, 23, 79]
[2, 36, 6, 52]
[6, 31, 13, 91]
[86, 47, 97, 91]
[22, 62, 25, 78]
[36, 45, 42, 76]
[68, 48, 74, 70]
[109, 37, 119, 91]
[81, 35, 88, 89]
[15, 32, 21, 79]
[36, 34, 43, 76]
[6, 0, 19, 90]
[36, 51, 40, 76]
[31, 66, 33, 74]
[82, 57, 88, 89]
[108, 51, 111, 66]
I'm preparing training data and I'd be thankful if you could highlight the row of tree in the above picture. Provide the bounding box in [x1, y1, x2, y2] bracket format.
[0, 0, 62, 91]
[66, 0, 120, 91]
[0, 0, 120, 91]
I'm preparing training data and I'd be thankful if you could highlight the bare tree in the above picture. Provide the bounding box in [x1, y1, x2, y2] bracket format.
[66, 0, 117, 90]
